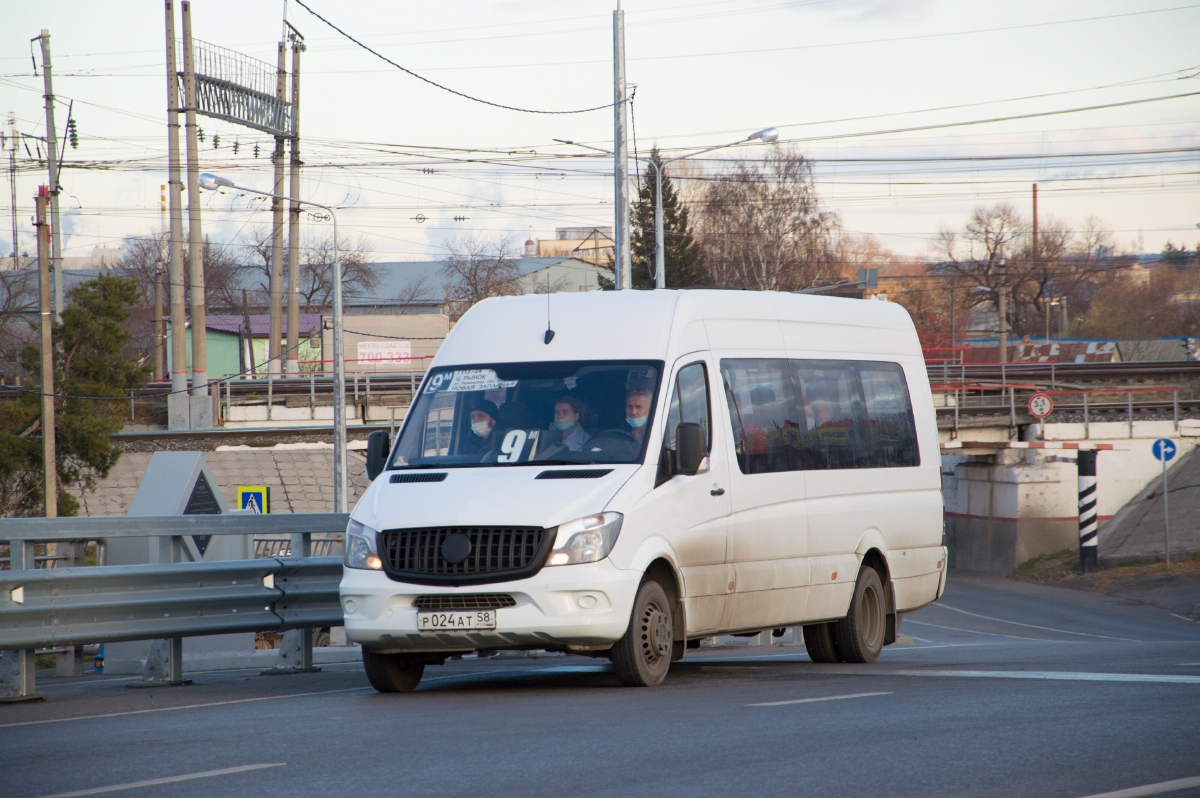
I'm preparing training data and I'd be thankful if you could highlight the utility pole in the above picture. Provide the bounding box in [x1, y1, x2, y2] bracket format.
[35, 187, 55, 518]
[154, 268, 165, 381]
[612, 1, 630, 290]
[1033, 182, 1041, 343]
[949, 276, 956, 356]
[996, 254, 1008, 364]
[268, 41, 287, 375]
[285, 33, 303, 375]
[154, 183, 166, 381]
[36, 31, 63, 320]
[1032, 183, 1039, 269]
[180, 1, 208, 426]
[164, 0, 189, 428]
[4, 115, 17, 262]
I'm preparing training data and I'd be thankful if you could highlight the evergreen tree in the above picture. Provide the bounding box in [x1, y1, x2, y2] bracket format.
[630, 148, 701, 289]
[0, 274, 149, 515]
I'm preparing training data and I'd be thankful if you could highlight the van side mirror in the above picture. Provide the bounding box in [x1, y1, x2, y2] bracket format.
[366, 429, 391, 481]
[676, 423, 706, 476]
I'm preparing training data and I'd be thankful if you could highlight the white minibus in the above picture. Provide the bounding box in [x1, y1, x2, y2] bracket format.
[340, 289, 946, 691]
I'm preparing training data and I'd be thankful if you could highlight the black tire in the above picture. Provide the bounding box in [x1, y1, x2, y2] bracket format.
[833, 567, 886, 664]
[362, 647, 425, 693]
[802, 622, 843, 663]
[610, 580, 674, 687]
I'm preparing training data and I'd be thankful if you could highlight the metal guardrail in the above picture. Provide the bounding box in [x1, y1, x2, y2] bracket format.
[0, 557, 342, 651]
[0, 513, 348, 701]
[0, 513, 348, 544]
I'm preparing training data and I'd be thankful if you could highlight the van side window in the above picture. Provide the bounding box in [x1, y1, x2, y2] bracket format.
[791, 360, 866, 470]
[719, 358, 921, 474]
[858, 362, 920, 467]
[720, 359, 799, 474]
[665, 363, 711, 452]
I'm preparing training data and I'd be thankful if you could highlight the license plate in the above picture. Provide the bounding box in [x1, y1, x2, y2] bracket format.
[416, 609, 497, 631]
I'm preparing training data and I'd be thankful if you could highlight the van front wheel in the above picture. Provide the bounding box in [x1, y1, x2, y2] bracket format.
[362, 648, 425, 693]
[834, 567, 886, 663]
[610, 580, 673, 687]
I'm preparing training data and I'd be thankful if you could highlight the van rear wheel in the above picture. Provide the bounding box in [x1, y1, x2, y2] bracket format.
[610, 580, 673, 687]
[362, 648, 425, 693]
[802, 622, 843, 663]
[834, 567, 886, 663]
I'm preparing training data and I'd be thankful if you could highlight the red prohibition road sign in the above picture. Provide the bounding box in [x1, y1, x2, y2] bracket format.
[1028, 392, 1054, 418]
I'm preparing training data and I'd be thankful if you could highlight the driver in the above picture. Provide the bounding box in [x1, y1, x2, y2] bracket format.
[459, 398, 500, 455]
[625, 385, 653, 443]
[548, 395, 591, 451]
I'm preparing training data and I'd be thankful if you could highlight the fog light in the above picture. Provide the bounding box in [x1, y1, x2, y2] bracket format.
[577, 594, 598, 610]
[343, 599, 358, 614]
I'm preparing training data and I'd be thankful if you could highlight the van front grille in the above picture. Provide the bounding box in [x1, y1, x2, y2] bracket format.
[413, 593, 517, 611]
[379, 526, 552, 586]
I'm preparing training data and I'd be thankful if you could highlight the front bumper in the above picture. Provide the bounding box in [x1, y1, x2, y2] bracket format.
[339, 558, 640, 653]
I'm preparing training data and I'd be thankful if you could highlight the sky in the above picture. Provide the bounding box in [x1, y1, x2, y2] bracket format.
[0, 0, 1197, 267]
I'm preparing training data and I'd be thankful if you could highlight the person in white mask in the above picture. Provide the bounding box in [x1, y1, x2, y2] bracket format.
[548, 395, 591, 452]
[625, 386, 653, 443]
[460, 399, 499, 455]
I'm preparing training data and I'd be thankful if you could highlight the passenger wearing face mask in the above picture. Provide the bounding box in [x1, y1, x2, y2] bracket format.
[544, 395, 591, 452]
[459, 399, 500, 456]
[625, 386, 653, 443]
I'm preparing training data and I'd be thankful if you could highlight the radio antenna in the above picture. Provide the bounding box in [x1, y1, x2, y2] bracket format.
[543, 271, 555, 344]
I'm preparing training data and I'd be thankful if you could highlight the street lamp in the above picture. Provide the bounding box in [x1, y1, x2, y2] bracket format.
[199, 172, 349, 514]
[556, 127, 779, 288]
[1044, 297, 1060, 344]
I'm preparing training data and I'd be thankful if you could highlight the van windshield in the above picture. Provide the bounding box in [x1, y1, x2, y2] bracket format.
[389, 361, 663, 469]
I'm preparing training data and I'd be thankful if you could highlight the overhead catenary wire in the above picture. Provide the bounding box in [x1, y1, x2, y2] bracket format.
[291, 0, 625, 115]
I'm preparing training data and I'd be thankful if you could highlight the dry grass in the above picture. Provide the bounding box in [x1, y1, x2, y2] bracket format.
[1011, 549, 1200, 615]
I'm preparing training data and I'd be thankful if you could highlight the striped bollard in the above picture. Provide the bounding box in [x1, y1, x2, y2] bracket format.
[1077, 449, 1099, 572]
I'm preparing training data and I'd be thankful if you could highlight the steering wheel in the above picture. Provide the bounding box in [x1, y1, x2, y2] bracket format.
[583, 429, 640, 458]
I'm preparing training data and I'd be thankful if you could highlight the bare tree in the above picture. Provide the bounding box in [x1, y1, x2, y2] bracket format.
[441, 234, 522, 321]
[237, 226, 377, 313]
[696, 145, 840, 290]
[934, 204, 1121, 338]
[0, 269, 36, 379]
[300, 232, 378, 312]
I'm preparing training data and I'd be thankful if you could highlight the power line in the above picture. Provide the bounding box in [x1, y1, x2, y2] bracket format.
[291, 0, 623, 115]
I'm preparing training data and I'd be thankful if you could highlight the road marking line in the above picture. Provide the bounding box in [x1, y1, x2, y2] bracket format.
[905, 618, 1067, 642]
[749, 691, 892, 707]
[894, 670, 1200, 684]
[0, 687, 371, 729]
[1074, 775, 1200, 798]
[933, 603, 1139, 641]
[1169, 613, 1200, 625]
[36, 763, 286, 798]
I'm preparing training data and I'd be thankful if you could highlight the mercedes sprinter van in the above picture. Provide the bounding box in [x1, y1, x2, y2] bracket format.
[341, 289, 946, 691]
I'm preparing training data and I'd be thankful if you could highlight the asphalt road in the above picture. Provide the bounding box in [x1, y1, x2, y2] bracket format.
[3, 573, 1200, 798]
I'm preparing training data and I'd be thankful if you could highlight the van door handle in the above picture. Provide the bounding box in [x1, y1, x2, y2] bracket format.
[710, 487, 725, 496]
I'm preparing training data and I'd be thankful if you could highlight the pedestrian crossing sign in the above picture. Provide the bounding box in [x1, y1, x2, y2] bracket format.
[237, 486, 270, 514]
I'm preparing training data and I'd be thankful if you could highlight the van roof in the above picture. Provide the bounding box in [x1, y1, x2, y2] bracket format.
[434, 289, 919, 366]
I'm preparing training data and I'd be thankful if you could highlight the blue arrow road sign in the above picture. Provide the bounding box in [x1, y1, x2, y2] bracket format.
[1152, 438, 1177, 462]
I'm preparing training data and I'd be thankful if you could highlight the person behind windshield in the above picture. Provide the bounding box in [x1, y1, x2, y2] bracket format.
[625, 385, 653, 443]
[459, 398, 500, 455]
[547, 395, 591, 452]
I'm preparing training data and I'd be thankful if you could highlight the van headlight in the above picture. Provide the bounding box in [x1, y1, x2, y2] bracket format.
[345, 518, 382, 570]
[545, 512, 623, 566]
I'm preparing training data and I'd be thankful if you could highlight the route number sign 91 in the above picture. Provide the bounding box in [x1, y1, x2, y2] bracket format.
[1028, 393, 1054, 419]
